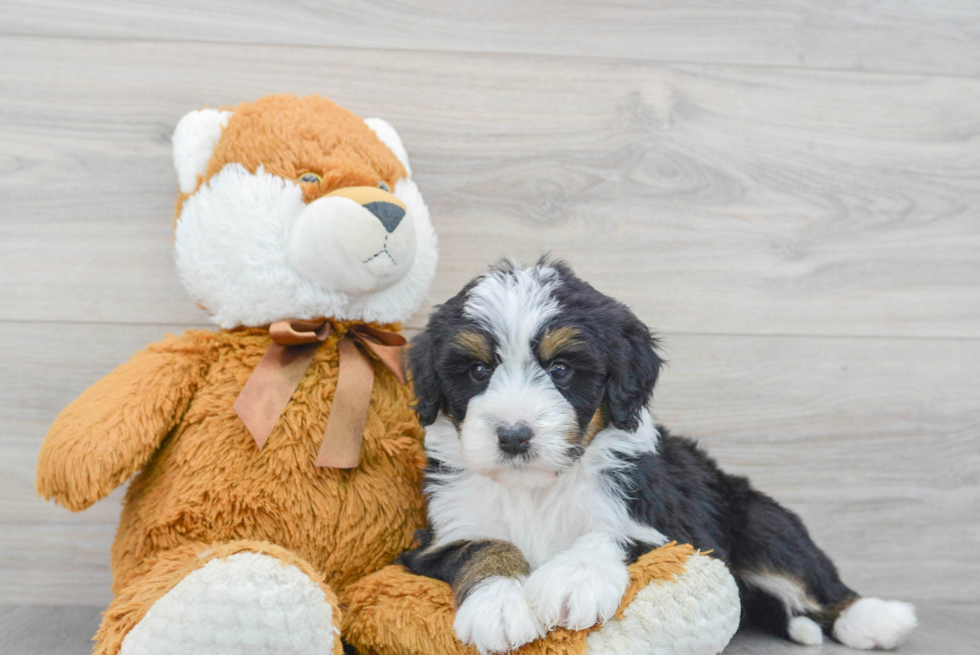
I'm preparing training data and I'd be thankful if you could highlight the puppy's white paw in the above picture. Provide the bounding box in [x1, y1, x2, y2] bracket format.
[833, 597, 917, 650]
[453, 577, 545, 654]
[788, 616, 824, 646]
[524, 543, 630, 631]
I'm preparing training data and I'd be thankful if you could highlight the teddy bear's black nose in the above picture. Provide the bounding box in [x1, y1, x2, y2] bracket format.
[363, 201, 405, 233]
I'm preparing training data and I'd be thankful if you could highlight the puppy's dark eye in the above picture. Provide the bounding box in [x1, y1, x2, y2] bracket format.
[299, 172, 322, 184]
[548, 362, 572, 387]
[378, 180, 391, 192]
[469, 363, 492, 383]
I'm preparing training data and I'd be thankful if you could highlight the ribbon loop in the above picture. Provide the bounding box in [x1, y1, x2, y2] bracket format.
[349, 324, 408, 385]
[269, 318, 331, 346]
[349, 323, 408, 347]
[233, 319, 406, 468]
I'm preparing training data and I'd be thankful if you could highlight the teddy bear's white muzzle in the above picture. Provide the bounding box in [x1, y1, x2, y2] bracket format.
[287, 193, 417, 295]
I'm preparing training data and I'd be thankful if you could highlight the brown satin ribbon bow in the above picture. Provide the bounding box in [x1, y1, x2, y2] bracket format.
[233, 318, 407, 468]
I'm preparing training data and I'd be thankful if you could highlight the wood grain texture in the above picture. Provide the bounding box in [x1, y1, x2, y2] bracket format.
[1, 605, 103, 655]
[1, 36, 979, 337]
[1, 602, 978, 654]
[1, 0, 978, 632]
[0, 323, 196, 606]
[3, 323, 977, 605]
[724, 602, 980, 654]
[2, 1, 980, 77]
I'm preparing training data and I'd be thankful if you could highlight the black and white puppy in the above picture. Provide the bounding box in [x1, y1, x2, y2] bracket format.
[401, 259, 917, 654]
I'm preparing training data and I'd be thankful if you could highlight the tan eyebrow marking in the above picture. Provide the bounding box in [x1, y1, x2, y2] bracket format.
[538, 326, 583, 361]
[453, 330, 492, 362]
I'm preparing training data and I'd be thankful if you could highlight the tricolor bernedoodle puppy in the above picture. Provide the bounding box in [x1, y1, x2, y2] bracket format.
[400, 259, 917, 654]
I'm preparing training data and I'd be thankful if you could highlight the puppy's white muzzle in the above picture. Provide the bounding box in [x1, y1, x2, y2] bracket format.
[459, 365, 580, 488]
[287, 187, 417, 295]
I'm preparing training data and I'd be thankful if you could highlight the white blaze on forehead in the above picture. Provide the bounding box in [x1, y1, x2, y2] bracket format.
[463, 264, 560, 363]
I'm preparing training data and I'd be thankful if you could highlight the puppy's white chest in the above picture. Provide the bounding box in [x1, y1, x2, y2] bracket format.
[430, 472, 601, 568]
[424, 411, 667, 568]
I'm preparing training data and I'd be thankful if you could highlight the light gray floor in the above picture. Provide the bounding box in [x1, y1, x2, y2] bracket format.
[3, 603, 977, 655]
[1, 0, 978, 652]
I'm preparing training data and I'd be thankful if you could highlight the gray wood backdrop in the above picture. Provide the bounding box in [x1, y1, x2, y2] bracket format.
[1, 0, 978, 620]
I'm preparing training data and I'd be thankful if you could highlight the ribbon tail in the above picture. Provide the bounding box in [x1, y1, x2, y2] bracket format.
[234, 341, 321, 450]
[360, 340, 407, 384]
[315, 338, 375, 468]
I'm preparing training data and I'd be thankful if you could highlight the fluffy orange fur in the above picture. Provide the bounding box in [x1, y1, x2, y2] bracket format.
[37, 322, 426, 653]
[37, 94, 426, 653]
[175, 94, 407, 219]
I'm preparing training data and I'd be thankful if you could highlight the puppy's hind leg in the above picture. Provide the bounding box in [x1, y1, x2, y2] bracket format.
[729, 482, 916, 650]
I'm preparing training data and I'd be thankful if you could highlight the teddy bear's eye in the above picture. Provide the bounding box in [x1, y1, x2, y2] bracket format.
[378, 180, 391, 193]
[299, 172, 322, 184]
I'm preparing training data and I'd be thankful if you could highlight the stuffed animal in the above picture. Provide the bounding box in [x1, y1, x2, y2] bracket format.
[36, 93, 741, 655]
[36, 94, 438, 655]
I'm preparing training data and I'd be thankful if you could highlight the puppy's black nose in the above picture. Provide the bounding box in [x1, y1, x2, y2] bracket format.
[497, 424, 533, 455]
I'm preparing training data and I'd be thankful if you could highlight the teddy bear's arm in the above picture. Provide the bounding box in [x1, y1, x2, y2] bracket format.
[36, 333, 212, 512]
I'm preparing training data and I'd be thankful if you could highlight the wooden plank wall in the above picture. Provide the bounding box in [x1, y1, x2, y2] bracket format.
[1, 1, 978, 607]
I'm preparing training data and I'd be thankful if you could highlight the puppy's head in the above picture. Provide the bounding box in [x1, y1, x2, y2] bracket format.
[411, 259, 662, 486]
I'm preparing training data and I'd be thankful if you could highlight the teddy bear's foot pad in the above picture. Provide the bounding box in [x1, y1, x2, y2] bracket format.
[119, 552, 337, 655]
[584, 553, 741, 655]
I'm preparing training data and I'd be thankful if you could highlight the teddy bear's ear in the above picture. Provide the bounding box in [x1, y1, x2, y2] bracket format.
[363, 118, 412, 178]
[172, 109, 232, 194]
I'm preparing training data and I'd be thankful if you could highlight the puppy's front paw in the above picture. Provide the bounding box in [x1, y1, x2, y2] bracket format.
[525, 550, 630, 631]
[453, 577, 545, 654]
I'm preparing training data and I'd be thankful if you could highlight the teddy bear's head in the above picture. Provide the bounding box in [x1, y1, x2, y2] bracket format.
[171, 94, 437, 328]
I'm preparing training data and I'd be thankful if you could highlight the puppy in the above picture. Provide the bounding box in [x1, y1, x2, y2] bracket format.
[401, 259, 917, 654]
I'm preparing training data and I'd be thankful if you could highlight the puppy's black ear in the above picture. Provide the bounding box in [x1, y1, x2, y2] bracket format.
[604, 310, 663, 432]
[408, 328, 443, 426]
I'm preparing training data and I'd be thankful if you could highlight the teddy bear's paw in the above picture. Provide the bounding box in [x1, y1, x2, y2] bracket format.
[524, 544, 630, 631]
[832, 598, 917, 650]
[119, 552, 339, 655]
[453, 576, 545, 655]
[583, 552, 740, 655]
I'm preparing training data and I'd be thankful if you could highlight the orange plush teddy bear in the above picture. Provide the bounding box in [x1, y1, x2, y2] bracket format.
[37, 94, 438, 655]
[37, 94, 740, 655]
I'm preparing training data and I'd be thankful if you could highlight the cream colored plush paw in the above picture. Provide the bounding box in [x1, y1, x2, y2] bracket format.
[119, 552, 338, 655]
[584, 553, 741, 655]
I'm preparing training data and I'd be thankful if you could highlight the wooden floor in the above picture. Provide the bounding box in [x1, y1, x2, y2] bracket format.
[3, 602, 979, 655]
[1, 0, 978, 652]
